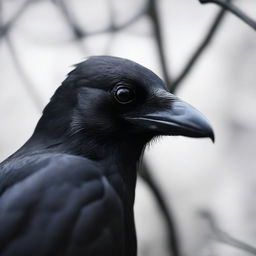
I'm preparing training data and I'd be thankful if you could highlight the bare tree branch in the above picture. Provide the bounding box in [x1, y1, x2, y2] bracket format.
[5, 36, 43, 111]
[147, 0, 172, 90]
[53, 0, 85, 39]
[200, 210, 256, 255]
[1, 0, 145, 44]
[0, 0, 33, 38]
[141, 4, 181, 255]
[103, 0, 116, 54]
[199, 0, 256, 30]
[53, 0, 146, 40]
[141, 2, 228, 256]
[91, 7, 145, 35]
[172, 2, 229, 91]
[53, 0, 88, 53]
[140, 162, 181, 256]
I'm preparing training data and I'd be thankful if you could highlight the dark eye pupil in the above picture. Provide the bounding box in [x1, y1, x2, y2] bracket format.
[115, 87, 135, 104]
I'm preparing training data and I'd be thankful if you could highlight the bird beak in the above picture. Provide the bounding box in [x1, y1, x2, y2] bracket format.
[127, 97, 214, 142]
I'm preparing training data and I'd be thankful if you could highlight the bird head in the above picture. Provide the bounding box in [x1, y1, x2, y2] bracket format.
[36, 56, 214, 157]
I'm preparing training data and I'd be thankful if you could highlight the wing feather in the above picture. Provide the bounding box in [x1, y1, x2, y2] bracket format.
[0, 154, 124, 256]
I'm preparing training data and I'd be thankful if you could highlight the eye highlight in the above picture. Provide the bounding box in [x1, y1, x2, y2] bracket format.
[113, 86, 135, 104]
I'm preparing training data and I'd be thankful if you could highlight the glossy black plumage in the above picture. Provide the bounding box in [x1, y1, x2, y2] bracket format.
[0, 56, 214, 256]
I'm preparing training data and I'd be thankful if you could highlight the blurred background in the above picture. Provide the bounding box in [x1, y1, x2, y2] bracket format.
[1, 0, 256, 255]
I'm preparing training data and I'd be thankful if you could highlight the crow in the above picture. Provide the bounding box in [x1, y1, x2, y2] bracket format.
[0, 56, 214, 256]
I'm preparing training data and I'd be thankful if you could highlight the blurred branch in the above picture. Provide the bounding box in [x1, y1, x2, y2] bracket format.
[199, 0, 256, 30]
[1, 0, 145, 44]
[103, 0, 116, 54]
[172, 2, 229, 91]
[200, 210, 256, 255]
[141, 7, 180, 256]
[5, 36, 43, 111]
[53, 0, 84, 40]
[88, 7, 145, 36]
[0, 0, 33, 38]
[147, 0, 172, 89]
[141, 5, 228, 253]
[0, 0, 42, 112]
[140, 162, 181, 256]
[53, 0, 145, 40]
[53, 0, 87, 53]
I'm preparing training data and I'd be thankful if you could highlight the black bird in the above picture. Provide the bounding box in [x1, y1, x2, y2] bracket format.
[0, 56, 214, 256]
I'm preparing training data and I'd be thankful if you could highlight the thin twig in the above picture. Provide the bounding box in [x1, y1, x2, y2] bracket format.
[172, 2, 229, 92]
[103, 0, 116, 54]
[0, 0, 33, 38]
[200, 210, 256, 255]
[5, 36, 43, 111]
[1, 0, 145, 44]
[140, 161, 181, 256]
[53, 0, 87, 53]
[199, 0, 256, 30]
[98, 7, 145, 35]
[53, 0, 145, 39]
[147, 0, 172, 90]
[53, 0, 85, 39]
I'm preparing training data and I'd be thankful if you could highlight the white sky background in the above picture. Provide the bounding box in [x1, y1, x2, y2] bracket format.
[1, 0, 256, 255]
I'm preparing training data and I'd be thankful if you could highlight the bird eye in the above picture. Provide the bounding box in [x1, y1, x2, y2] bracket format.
[113, 86, 135, 104]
